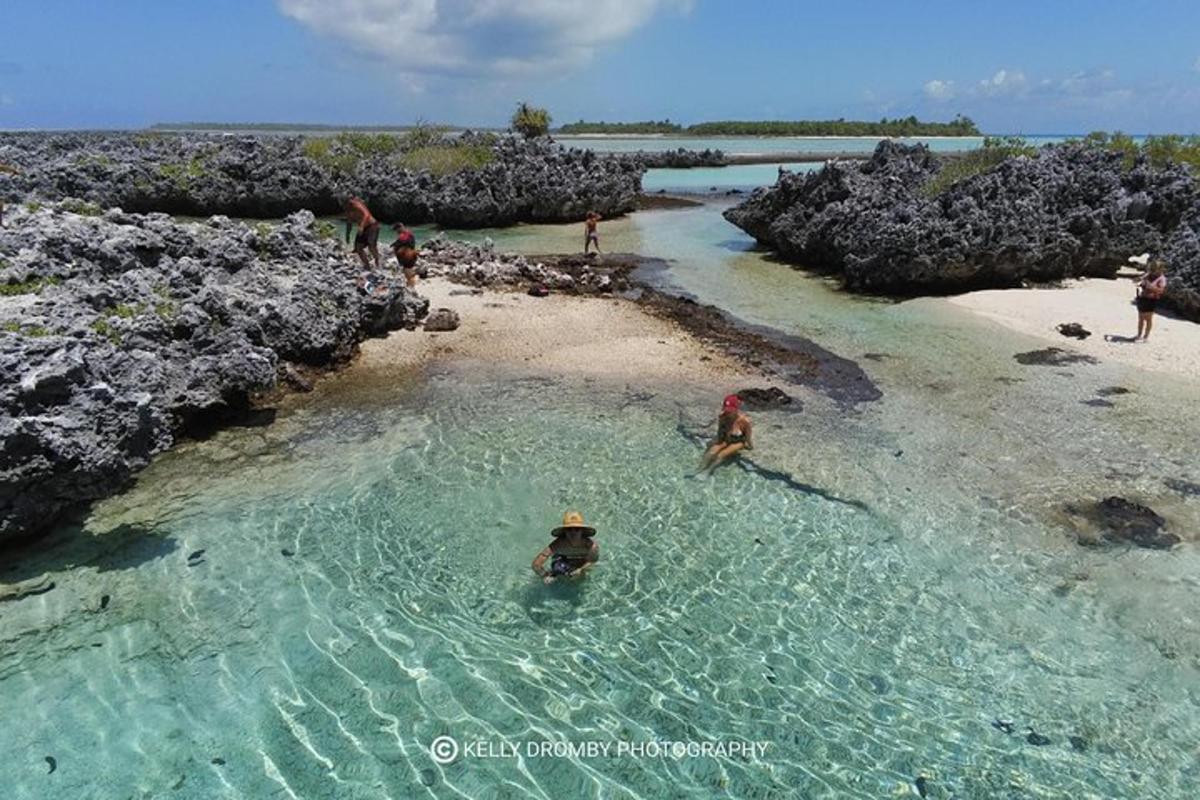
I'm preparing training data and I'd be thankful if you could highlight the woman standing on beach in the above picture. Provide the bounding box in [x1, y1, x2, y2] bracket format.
[1135, 261, 1167, 341]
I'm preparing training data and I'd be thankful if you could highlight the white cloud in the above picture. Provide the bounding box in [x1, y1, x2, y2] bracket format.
[277, 0, 691, 79]
[923, 79, 956, 100]
[977, 69, 1027, 96]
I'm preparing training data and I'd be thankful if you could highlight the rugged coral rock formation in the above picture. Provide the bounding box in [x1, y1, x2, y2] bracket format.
[0, 204, 426, 544]
[0, 132, 645, 226]
[724, 141, 1200, 318]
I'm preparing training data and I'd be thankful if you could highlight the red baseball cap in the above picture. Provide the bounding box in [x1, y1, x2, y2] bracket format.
[722, 394, 741, 412]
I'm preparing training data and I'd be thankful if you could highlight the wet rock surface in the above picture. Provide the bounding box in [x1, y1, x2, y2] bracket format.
[0, 203, 426, 545]
[735, 387, 795, 409]
[0, 132, 644, 226]
[724, 141, 1200, 315]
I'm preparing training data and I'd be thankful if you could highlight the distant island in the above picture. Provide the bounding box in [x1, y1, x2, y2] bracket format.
[149, 122, 493, 132]
[558, 116, 981, 137]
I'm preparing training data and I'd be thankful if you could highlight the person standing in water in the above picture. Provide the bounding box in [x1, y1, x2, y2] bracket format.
[531, 511, 599, 584]
[391, 222, 419, 288]
[583, 211, 601, 255]
[1134, 260, 1167, 342]
[700, 394, 753, 473]
[343, 196, 381, 270]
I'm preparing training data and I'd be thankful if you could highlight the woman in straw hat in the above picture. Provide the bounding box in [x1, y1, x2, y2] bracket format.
[532, 511, 599, 584]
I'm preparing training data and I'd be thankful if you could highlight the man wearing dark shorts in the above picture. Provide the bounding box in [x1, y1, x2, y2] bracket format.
[343, 196, 381, 269]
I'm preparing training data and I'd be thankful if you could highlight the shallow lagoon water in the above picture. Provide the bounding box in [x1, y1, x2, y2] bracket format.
[3, 173, 1200, 798]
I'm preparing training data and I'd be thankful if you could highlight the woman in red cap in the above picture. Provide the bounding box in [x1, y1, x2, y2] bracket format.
[700, 394, 753, 473]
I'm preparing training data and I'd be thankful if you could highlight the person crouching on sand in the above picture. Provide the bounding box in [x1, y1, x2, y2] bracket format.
[532, 511, 599, 584]
[342, 196, 381, 270]
[700, 394, 753, 473]
[1134, 260, 1167, 342]
[391, 223, 419, 288]
[584, 211, 601, 255]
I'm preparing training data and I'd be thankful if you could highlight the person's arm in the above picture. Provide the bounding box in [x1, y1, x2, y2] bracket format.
[569, 541, 600, 577]
[532, 545, 554, 578]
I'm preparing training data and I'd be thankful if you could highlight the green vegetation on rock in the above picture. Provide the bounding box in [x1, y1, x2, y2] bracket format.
[921, 136, 1039, 197]
[60, 198, 103, 216]
[511, 102, 552, 139]
[1077, 131, 1200, 173]
[90, 318, 122, 345]
[399, 145, 494, 175]
[158, 157, 207, 190]
[0, 276, 62, 296]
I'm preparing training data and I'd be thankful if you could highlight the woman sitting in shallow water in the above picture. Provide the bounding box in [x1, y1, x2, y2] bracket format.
[531, 512, 599, 585]
[700, 394, 753, 473]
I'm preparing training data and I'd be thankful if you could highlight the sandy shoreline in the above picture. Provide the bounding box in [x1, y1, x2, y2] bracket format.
[943, 270, 1200, 380]
[353, 277, 769, 391]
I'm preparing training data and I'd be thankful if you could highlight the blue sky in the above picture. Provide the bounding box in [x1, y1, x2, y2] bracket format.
[2, 1, 1199, 133]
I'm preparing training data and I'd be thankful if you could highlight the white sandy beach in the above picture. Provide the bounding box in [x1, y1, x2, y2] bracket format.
[355, 277, 767, 389]
[946, 271, 1200, 380]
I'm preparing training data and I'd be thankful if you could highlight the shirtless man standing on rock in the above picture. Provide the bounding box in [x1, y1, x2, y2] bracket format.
[343, 196, 381, 269]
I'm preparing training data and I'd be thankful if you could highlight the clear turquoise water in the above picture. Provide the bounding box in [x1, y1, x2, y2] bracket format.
[4, 182, 1200, 799]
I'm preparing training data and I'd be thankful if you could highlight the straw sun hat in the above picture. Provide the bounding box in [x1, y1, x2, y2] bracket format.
[551, 511, 596, 537]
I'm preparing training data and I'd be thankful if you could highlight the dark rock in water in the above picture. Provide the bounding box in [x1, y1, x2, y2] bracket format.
[1096, 386, 1131, 396]
[753, 537, 764, 546]
[764, 672, 777, 684]
[211, 757, 225, 766]
[735, 387, 794, 409]
[420, 768, 436, 787]
[1070, 497, 1179, 549]
[1014, 347, 1099, 366]
[1165, 478, 1200, 497]
[99, 594, 110, 610]
[1026, 729, 1052, 746]
[723, 140, 1200, 314]
[862, 352, 891, 361]
[0, 206, 426, 546]
[914, 775, 929, 798]
[1068, 735, 1089, 752]
[187, 549, 206, 562]
[1083, 398, 1115, 408]
[423, 308, 461, 332]
[992, 719, 1015, 735]
[45, 756, 56, 774]
[1057, 322, 1091, 340]
[281, 548, 295, 557]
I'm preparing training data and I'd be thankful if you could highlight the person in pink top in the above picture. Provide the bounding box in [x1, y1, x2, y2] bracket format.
[1134, 260, 1167, 342]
